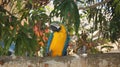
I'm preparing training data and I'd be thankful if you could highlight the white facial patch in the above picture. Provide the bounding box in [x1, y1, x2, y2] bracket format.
[50, 23, 60, 29]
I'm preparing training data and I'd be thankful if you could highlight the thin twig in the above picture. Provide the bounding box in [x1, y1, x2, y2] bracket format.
[79, 0, 111, 10]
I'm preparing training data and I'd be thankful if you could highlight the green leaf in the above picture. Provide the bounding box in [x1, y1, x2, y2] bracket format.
[115, 3, 120, 15]
[50, 0, 80, 34]
[112, 0, 119, 6]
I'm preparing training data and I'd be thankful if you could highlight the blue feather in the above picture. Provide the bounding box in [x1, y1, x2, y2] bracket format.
[46, 33, 53, 53]
[62, 34, 70, 56]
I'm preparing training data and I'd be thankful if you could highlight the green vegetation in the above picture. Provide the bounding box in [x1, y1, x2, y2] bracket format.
[0, 0, 120, 56]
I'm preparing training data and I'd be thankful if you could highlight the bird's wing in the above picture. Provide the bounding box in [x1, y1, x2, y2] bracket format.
[62, 34, 70, 56]
[46, 33, 53, 53]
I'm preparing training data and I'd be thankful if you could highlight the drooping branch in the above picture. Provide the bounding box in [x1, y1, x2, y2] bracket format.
[78, 0, 111, 10]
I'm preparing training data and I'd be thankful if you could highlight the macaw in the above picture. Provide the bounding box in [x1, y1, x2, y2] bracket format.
[46, 23, 70, 57]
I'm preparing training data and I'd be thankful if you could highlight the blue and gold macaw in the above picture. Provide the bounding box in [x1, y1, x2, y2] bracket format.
[46, 23, 70, 57]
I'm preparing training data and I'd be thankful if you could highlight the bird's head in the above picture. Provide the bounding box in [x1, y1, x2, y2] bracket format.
[50, 23, 61, 32]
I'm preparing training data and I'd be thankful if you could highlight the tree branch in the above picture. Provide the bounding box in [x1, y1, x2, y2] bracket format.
[78, 0, 111, 10]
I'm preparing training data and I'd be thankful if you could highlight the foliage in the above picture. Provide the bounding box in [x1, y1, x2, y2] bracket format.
[108, 0, 120, 42]
[50, 0, 80, 34]
[86, 0, 120, 42]
[0, 0, 49, 56]
[0, 0, 120, 56]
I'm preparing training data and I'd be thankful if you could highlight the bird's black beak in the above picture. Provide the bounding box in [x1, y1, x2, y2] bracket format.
[50, 23, 61, 32]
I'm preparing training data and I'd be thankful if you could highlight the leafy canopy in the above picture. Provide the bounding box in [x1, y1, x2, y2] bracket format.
[0, 0, 120, 55]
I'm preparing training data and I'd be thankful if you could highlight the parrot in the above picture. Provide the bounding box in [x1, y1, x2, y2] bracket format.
[46, 23, 70, 57]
